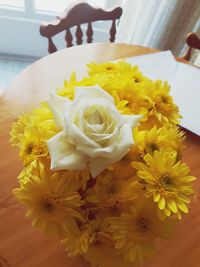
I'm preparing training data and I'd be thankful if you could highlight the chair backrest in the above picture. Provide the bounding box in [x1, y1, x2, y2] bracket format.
[40, 2, 122, 54]
[182, 32, 200, 61]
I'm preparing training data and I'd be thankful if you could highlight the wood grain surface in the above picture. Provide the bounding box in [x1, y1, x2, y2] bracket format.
[0, 43, 199, 267]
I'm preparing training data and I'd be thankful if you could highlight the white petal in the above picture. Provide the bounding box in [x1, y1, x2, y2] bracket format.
[64, 116, 100, 148]
[122, 114, 142, 128]
[110, 123, 134, 159]
[89, 157, 109, 178]
[74, 85, 114, 103]
[48, 94, 71, 130]
[76, 141, 117, 158]
[47, 132, 86, 170]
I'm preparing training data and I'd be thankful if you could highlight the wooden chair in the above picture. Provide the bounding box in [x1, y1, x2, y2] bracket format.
[182, 32, 200, 61]
[40, 2, 122, 54]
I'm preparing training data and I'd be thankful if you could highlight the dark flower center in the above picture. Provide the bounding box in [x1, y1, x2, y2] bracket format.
[135, 215, 150, 233]
[160, 175, 174, 189]
[145, 143, 158, 154]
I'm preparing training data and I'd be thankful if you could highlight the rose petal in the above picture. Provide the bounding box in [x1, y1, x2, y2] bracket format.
[89, 157, 109, 178]
[75, 85, 114, 103]
[64, 116, 101, 148]
[47, 132, 86, 170]
[122, 114, 142, 128]
[48, 94, 71, 130]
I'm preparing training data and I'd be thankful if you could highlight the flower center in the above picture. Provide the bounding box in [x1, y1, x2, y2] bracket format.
[40, 194, 63, 216]
[135, 215, 150, 233]
[26, 143, 34, 154]
[160, 175, 174, 190]
[145, 143, 158, 154]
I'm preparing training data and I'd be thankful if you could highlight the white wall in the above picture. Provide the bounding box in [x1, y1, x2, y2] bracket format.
[0, 15, 110, 58]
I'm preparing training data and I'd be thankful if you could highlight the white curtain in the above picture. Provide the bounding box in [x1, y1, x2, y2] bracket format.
[116, 0, 200, 55]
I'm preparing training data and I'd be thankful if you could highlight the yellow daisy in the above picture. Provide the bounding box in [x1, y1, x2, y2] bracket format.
[134, 126, 185, 158]
[86, 170, 140, 217]
[10, 112, 33, 147]
[132, 149, 196, 219]
[56, 71, 77, 98]
[143, 80, 181, 125]
[134, 126, 167, 157]
[85, 237, 133, 267]
[87, 61, 145, 83]
[61, 217, 106, 257]
[13, 162, 84, 237]
[19, 126, 49, 165]
[108, 200, 176, 264]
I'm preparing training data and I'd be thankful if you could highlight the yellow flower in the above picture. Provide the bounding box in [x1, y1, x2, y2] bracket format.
[56, 72, 77, 98]
[88, 61, 145, 83]
[132, 150, 196, 219]
[108, 200, 176, 265]
[86, 171, 141, 216]
[17, 159, 47, 185]
[85, 238, 133, 267]
[19, 126, 49, 165]
[61, 219, 101, 257]
[143, 80, 181, 126]
[13, 162, 84, 237]
[134, 126, 185, 158]
[134, 126, 166, 157]
[10, 102, 58, 165]
[10, 112, 33, 147]
[87, 61, 119, 75]
[160, 126, 185, 159]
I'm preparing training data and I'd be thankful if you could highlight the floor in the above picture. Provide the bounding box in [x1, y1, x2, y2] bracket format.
[0, 58, 33, 96]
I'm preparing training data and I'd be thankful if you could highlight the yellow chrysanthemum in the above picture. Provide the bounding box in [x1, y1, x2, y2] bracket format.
[10, 103, 58, 165]
[13, 162, 84, 237]
[87, 61, 144, 81]
[108, 200, 176, 265]
[17, 159, 47, 185]
[61, 218, 102, 257]
[86, 171, 141, 217]
[132, 150, 195, 219]
[143, 80, 181, 126]
[10, 112, 34, 147]
[134, 126, 185, 158]
[85, 238, 133, 267]
[18, 126, 49, 165]
[56, 72, 77, 98]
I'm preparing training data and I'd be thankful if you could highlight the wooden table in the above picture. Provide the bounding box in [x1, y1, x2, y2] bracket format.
[0, 43, 200, 267]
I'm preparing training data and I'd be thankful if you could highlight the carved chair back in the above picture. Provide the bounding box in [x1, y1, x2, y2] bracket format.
[40, 2, 122, 53]
[182, 32, 200, 61]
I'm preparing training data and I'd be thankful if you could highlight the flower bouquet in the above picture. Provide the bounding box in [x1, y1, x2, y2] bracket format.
[10, 61, 196, 267]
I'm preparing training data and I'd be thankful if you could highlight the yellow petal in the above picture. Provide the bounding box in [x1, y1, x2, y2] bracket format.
[158, 196, 165, 210]
[167, 199, 178, 213]
[153, 192, 160, 202]
[164, 207, 171, 217]
[129, 245, 137, 262]
[178, 203, 188, 213]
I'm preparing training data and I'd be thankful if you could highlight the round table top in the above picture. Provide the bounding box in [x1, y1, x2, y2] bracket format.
[0, 43, 200, 267]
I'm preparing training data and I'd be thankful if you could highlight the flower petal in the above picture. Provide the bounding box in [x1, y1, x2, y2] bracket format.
[48, 94, 71, 129]
[75, 85, 114, 103]
[47, 132, 86, 170]
[167, 198, 178, 213]
[158, 196, 165, 210]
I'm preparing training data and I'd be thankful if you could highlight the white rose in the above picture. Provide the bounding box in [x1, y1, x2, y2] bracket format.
[47, 85, 141, 177]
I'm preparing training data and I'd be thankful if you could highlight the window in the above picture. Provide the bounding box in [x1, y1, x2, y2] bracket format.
[0, 0, 24, 9]
[0, 0, 121, 57]
[34, 0, 108, 15]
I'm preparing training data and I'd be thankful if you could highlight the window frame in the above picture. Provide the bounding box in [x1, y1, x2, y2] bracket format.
[0, 0, 121, 58]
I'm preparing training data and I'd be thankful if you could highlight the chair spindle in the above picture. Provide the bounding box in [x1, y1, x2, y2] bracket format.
[86, 22, 93, 43]
[66, 28, 73, 47]
[110, 20, 116, 42]
[76, 25, 83, 45]
[48, 38, 57, 54]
